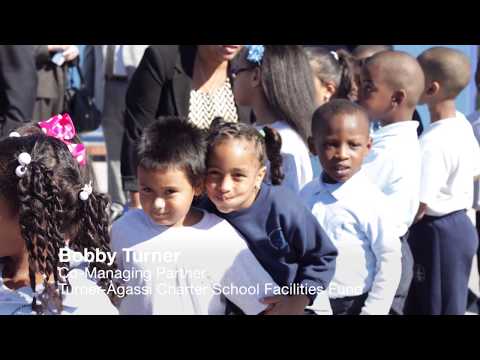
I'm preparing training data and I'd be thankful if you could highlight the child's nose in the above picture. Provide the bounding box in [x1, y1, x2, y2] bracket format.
[337, 145, 349, 159]
[153, 197, 166, 210]
[219, 176, 233, 192]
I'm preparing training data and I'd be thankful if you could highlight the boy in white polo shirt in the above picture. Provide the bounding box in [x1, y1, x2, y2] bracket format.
[358, 51, 425, 315]
[112, 118, 278, 315]
[301, 99, 401, 315]
[405, 47, 480, 315]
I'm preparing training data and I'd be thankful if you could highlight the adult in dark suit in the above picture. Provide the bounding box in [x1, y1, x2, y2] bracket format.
[121, 45, 250, 208]
[0, 45, 37, 138]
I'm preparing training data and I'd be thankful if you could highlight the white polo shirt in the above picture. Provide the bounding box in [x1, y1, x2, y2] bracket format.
[112, 209, 276, 315]
[419, 111, 480, 216]
[301, 172, 401, 315]
[362, 121, 421, 237]
[468, 110, 480, 210]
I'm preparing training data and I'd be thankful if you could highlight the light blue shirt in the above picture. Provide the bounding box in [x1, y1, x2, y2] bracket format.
[301, 172, 401, 315]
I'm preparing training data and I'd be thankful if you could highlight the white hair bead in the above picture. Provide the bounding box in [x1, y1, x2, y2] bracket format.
[79, 181, 93, 201]
[15, 152, 32, 178]
[18, 152, 32, 166]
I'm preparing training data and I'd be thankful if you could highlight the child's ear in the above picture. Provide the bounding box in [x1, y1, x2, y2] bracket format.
[308, 136, 317, 156]
[391, 89, 407, 107]
[256, 166, 267, 186]
[251, 67, 262, 88]
[325, 81, 337, 99]
[425, 81, 440, 96]
[366, 136, 373, 151]
[194, 179, 205, 197]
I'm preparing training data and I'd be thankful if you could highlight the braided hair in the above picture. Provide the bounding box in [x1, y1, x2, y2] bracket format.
[207, 118, 284, 185]
[0, 134, 118, 314]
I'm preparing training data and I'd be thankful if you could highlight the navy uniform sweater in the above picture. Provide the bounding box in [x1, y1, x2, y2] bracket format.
[201, 183, 337, 302]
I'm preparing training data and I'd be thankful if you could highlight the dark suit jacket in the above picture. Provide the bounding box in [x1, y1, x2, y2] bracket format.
[0, 45, 37, 138]
[121, 45, 251, 192]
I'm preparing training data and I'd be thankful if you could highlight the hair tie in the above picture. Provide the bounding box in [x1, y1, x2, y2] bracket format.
[39, 113, 87, 167]
[9, 131, 21, 138]
[330, 51, 339, 61]
[15, 152, 31, 178]
[79, 181, 93, 201]
[258, 129, 266, 138]
[245, 45, 265, 64]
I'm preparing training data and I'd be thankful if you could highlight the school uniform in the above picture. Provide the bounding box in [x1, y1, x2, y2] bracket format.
[406, 112, 480, 315]
[112, 209, 277, 315]
[361, 120, 421, 314]
[301, 172, 402, 315]
[203, 183, 337, 303]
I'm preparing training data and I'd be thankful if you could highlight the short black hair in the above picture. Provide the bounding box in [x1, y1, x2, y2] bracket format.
[312, 99, 369, 138]
[137, 117, 207, 186]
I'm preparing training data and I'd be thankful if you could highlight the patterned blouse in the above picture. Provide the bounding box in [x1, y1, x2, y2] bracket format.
[188, 78, 239, 129]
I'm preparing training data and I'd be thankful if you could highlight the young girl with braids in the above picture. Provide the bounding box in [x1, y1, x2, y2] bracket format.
[305, 47, 358, 104]
[202, 119, 337, 315]
[0, 134, 118, 315]
[230, 45, 316, 193]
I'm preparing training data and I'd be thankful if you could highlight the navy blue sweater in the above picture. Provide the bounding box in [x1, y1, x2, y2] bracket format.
[201, 183, 338, 303]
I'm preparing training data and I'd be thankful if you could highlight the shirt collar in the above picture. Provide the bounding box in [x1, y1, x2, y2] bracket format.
[315, 171, 369, 202]
[373, 121, 419, 140]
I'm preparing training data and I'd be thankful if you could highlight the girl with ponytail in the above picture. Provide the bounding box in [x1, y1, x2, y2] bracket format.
[203, 119, 338, 315]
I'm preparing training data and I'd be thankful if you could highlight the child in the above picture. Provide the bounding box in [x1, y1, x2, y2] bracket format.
[203, 119, 338, 315]
[111, 117, 279, 315]
[305, 47, 357, 104]
[406, 47, 480, 315]
[353, 46, 424, 137]
[358, 50, 425, 315]
[0, 134, 118, 315]
[301, 99, 401, 315]
[230, 45, 316, 193]
[11, 113, 125, 222]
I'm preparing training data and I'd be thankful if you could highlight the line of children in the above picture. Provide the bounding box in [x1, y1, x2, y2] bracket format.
[230, 45, 316, 193]
[0, 133, 118, 315]
[406, 47, 480, 315]
[301, 99, 401, 315]
[112, 118, 284, 315]
[357, 51, 425, 315]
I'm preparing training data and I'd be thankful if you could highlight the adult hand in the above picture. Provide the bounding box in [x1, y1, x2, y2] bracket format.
[62, 45, 80, 62]
[47, 45, 79, 62]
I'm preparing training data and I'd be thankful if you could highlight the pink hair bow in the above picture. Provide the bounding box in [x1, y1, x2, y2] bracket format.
[38, 114, 87, 166]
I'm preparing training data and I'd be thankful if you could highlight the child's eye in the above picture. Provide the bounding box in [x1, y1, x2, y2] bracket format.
[207, 170, 221, 176]
[141, 187, 152, 194]
[165, 189, 178, 196]
[233, 173, 246, 179]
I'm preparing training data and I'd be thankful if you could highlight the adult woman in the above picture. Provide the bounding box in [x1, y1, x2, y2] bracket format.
[121, 45, 247, 208]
